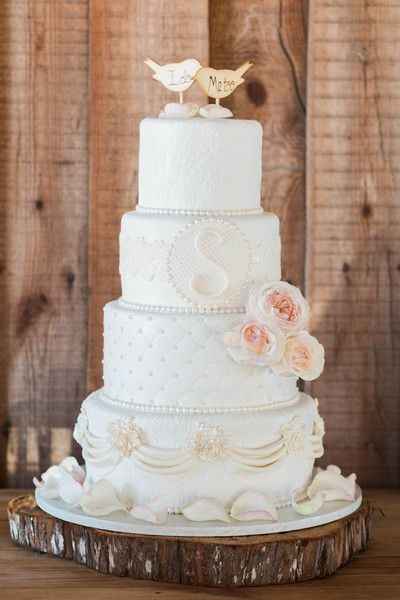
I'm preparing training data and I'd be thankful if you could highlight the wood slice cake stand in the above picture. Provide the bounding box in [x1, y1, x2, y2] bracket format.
[8, 494, 373, 587]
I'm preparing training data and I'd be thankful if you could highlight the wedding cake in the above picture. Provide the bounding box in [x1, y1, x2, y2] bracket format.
[34, 116, 358, 528]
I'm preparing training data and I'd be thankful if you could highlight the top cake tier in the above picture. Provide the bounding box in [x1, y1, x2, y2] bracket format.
[138, 118, 262, 214]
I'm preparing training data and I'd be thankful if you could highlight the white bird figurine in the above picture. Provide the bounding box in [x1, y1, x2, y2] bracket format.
[194, 61, 253, 119]
[144, 57, 201, 118]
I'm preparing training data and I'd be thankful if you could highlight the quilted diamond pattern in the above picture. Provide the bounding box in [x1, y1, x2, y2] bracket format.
[103, 301, 298, 408]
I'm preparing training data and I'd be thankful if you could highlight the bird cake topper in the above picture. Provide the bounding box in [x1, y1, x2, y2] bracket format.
[144, 57, 201, 119]
[144, 57, 254, 119]
[194, 61, 253, 119]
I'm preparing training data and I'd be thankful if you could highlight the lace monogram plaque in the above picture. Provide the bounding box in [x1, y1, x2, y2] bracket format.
[167, 220, 251, 307]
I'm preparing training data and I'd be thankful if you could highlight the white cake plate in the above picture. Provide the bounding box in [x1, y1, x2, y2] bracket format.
[36, 485, 362, 538]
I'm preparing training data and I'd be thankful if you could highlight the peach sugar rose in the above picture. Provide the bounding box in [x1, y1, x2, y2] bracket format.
[277, 331, 325, 381]
[248, 282, 310, 334]
[224, 320, 285, 367]
[268, 290, 299, 324]
[241, 322, 270, 355]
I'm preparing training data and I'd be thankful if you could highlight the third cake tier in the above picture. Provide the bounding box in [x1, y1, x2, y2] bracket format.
[120, 211, 281, 311]
[102, 300, 298, 409]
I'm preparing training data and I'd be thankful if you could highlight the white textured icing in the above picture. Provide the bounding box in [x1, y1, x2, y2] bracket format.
[32, 110, 337, 528]
[103, 300, 298, 409]
[120, 211, 281, 309]
[136, 206, 263, 216]
[138, 118, 262, 212]
[77, 391, 322, 511]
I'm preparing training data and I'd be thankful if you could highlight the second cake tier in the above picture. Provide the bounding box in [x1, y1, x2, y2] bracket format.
[103, 300, 299, 410]
[120, 211, 281, 311]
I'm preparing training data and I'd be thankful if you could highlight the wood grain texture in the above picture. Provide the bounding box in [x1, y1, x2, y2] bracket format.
[88, 0, 209, 391]
[0, 0, 89, 487]
[210, 0, 308, 287]
[7, 494, 373, 587]
[307, 0, 400, 486]
[1, 488, 397, 598]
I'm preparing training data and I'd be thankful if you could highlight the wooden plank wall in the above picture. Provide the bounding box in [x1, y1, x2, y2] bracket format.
[88, 0, 209, 391]
[0, 0, 89, 487]
[210, 0, 308, 288]
[307, 0, 400, 486]
[0, 0, 398, 488]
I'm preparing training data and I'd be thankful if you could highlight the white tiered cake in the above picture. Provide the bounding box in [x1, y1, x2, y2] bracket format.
[34, 116, 358, 531]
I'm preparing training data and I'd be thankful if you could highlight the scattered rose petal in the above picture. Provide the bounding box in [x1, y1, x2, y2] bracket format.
[292, 465, 357, 515]
[230, 491, 278, 522]
[182, 498, 230, 523]
[80, 480, 123, 516]
[58, 477, 85, 506]
[59, 457, 86, 485]
[308, 465, 356, 501]
[33, 466, 63, 500]
[33, 458, 85, 505]
[129, 498, 168, 524]
[293, 492, 324, 515]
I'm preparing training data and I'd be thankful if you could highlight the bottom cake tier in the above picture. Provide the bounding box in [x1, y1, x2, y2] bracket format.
[73, 390, 325, 514]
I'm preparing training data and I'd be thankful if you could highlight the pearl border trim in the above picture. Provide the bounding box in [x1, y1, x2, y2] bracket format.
[100, 390, 300, 415]
[136, 206, 263, 217]
[117, 298, 246, 315]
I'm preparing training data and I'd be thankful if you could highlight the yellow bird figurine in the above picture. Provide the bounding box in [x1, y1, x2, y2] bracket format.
[194, 61, 253, 118]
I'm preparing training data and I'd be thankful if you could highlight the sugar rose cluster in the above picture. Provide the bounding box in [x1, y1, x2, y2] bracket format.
[224, 282, 324, 381]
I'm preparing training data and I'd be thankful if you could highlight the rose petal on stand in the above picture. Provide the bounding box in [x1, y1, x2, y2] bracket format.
[292, 492, 324, 515]
[230, 491, 278, 522]
[129, 499, 168, 525]
[182, 498, 230, 523]
[80, 480, 123, 516]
